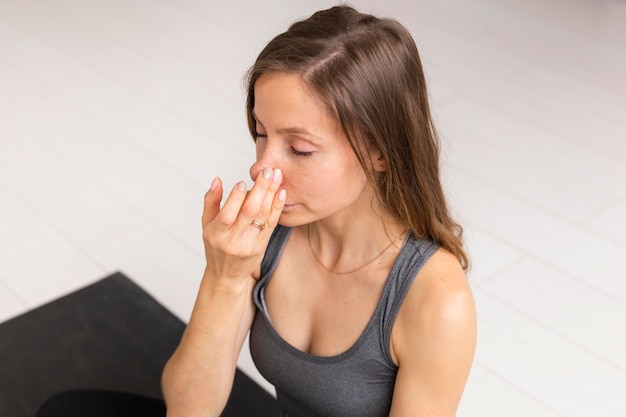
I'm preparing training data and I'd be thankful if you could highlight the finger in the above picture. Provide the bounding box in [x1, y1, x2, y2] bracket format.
[258, 169, 285, 227]
[202, 177, 223, 227]
[237, 167, 281, 228]
[216, 181, 248, 227]
[254, 168, 283, 224]
[266, 189, 287, 229]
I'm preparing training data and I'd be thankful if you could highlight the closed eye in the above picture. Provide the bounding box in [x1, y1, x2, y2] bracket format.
[290, 147, 313, 157]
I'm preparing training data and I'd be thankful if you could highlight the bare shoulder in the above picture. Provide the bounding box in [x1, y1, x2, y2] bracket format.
[391, 247, 476, 365]
[387, 248, 476, 415]
[409, 247, 473, 318]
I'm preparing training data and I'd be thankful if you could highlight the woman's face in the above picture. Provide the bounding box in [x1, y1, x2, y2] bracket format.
[249, 72, 373, 227]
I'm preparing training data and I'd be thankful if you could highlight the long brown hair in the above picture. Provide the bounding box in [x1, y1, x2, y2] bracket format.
[245, 5, 469, 270]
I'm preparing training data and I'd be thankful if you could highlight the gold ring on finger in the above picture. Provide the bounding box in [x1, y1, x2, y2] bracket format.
[250, 220, 265, 231]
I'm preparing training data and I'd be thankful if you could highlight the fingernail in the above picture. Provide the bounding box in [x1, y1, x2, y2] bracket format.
[210, 177, 219, 191]
[273, 168, 282, 183]
[263, 167, 272, 180]
[278, 189, 286, 201]
[237, 181, 247, 192]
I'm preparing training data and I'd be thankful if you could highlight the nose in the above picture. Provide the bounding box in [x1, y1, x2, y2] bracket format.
[249, 144, 280, 182]
[249, 160, 263, 182]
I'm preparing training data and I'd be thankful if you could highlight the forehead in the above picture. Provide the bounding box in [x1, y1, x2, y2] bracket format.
[252, 72, 335, 128]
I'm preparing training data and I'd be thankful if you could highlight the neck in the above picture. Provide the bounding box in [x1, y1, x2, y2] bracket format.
[304, 206, 408, 275]
[307, 223, 408, 275]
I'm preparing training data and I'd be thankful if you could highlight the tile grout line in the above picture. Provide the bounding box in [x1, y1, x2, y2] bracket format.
[475, 285, 626, 374]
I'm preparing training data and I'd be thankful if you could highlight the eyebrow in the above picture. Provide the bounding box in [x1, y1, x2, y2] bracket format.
[252, 110, 323, 141]
[276, 126, 319, 137]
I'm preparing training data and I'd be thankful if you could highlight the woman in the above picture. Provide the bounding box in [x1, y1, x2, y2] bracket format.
[162, 5, 476, 417]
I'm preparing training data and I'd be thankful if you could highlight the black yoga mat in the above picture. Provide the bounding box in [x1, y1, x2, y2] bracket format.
[0, 272, 281, 417]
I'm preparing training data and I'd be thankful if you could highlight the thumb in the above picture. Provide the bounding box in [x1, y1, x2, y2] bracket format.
[252, 264, 262, 281]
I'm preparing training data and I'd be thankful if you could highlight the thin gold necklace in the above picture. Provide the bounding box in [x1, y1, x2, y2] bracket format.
[307, 225, 408, 275]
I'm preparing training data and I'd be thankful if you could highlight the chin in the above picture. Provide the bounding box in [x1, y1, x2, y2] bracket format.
[277, 213, 308, 229]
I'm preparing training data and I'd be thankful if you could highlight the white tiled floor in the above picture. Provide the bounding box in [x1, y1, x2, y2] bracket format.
[1, 0, 624, 415]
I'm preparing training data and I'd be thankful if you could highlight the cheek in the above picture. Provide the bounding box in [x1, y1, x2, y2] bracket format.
[275, 150, 365, 197]
[300, 169, 343, 195]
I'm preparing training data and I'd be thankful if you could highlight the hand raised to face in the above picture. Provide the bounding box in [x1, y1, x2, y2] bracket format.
[201, 168, 286, 282]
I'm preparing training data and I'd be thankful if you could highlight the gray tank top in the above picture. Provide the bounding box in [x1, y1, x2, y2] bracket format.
[250, 225, 439, 417]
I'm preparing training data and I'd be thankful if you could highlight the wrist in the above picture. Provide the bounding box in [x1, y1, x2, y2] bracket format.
[199, 267, 253, 298]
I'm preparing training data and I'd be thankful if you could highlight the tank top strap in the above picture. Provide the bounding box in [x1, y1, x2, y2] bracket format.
[378, 231, 440, 366]
[259, 226, 292, 283]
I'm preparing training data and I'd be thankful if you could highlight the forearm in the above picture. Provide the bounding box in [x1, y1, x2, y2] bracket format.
[162, 170, 284, 416]
[162, 272, 255, 417]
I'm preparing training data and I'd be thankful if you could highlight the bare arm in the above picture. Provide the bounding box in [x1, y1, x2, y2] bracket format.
[162, 168, 285, 417]
[388, 249, 477, 417]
